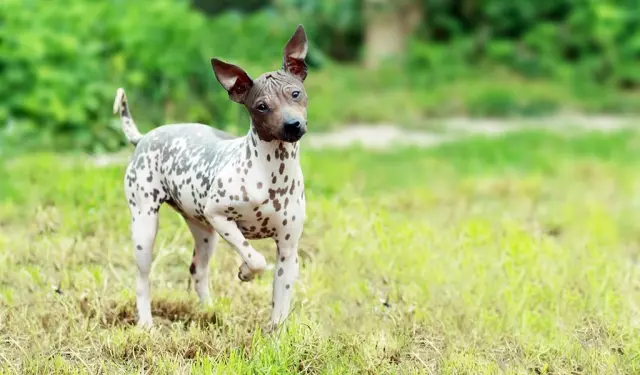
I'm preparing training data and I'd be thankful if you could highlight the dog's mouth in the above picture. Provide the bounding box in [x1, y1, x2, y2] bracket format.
[281, 129, 306, 143]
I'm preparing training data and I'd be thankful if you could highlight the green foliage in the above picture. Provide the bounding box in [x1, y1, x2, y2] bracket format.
[0, 0, 296, 153]
[282, 0, 640, 88]
[275, 0, 363, 61]
[2, 0, 640, 154]
[415, 0, 640, 87]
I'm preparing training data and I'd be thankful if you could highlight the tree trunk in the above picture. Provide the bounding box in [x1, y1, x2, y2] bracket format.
[363, 0, 423, 69]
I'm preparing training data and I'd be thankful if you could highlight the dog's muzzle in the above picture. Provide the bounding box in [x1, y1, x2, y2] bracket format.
[282, 119, 307, 142]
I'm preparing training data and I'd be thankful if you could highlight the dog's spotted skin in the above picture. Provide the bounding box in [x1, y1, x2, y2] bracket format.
[116, 25, 309, 328]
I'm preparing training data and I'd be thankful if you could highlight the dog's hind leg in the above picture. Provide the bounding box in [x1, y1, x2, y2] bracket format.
[186, 220, 217, 306]
[129, 207, 159, 327]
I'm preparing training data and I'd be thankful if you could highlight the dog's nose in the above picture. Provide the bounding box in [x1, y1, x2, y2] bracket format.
[283, 120, 301, 133]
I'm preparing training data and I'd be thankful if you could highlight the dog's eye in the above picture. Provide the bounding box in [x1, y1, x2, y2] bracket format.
[292, 91, 301, 99]
[256, 103, 269, 112]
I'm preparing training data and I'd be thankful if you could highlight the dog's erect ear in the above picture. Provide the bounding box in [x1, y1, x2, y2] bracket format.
[282, 24, 308, 82]
[211, 58, 254, 103]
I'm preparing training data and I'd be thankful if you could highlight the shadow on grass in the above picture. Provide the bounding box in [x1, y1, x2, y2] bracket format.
[80, 296, 220, 329]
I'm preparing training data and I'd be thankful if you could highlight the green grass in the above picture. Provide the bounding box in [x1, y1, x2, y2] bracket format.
[1, 130, 640, 373]
[301, 65, 640, 130]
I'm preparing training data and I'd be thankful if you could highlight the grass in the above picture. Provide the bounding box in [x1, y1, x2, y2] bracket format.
[301, 64, 640, 131]
[1, 130, 640, 373]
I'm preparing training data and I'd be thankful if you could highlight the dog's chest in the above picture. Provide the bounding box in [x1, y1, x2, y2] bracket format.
[236, 171, 305, 239]
[215, 151, 305, 240]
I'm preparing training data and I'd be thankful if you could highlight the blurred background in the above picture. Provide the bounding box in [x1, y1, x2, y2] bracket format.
[3, 3, 640, 371]
[2, 0, 640, 154]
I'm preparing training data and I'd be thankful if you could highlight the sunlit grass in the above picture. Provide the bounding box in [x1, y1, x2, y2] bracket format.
[1, 130, 639, 373]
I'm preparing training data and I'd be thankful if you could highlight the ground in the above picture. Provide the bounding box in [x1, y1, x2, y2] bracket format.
[1, 126, 639, 374]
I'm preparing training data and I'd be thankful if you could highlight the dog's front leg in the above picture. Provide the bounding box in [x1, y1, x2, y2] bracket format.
[209, 215, 267, 282]
[271, 242, 299, 327]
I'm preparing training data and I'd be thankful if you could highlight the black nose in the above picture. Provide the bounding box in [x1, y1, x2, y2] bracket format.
[283, 120, 302, 134]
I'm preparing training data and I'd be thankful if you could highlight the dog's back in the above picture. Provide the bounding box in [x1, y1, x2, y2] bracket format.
[125, 123, 243, 226]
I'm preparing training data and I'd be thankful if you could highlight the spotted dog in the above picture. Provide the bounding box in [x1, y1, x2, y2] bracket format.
[113, 25, 309, 328]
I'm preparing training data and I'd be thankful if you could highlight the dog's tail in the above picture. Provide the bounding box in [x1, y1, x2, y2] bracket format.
[113, 88, 143, 146]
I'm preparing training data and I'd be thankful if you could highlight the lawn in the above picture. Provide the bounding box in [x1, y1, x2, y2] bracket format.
[0, 130, 639, 374]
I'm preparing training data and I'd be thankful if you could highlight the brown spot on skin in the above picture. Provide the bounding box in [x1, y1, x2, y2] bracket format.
[241, 186, 249, 202]
[228, 177, 232, 183]
[278, 268, 284, 276]
[225, 233, 229, 236]
[280, 256, 285, 262]
[285, 234, 291, 240]
[272, 176, 277, 184]
[244, 169, 248, 175]
[227, 217, 233, 221]
[283, 219, 288, 226]
[286, 284, 290, 289]
[267, 154, 271, 162]
[236, 168, 241, 173]
[262, 217, 270, 227]
[248, 160, 252, 168]
[248, 253, 252, 258]
[279, 163, 285, 175]
[243, 241, 249, 247]
[204, 238, 209, 243]
[295, 257, 298, 264]
[292, 216, 296, 221]
[189, 263, 196, 275]
[256, 211, 262, 218]
[269, 189, 276, 200]
[285, 197, 290, 208]
[136, 245, 142, 250]
[257, 182, 263, 189]
[273, 199, 282, 211]
[284, 175, 289, 183]
[218, 179, 223, 188]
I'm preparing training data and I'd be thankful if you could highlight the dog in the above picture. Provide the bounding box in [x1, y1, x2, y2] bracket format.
[113, 25, 309, 328]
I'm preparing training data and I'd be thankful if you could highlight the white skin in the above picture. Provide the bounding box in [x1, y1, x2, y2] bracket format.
[119, 25, 309, 328]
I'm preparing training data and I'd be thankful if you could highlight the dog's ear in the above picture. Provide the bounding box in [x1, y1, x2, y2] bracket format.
[211, 58, 254, 103]
[282, 24, 308, 82]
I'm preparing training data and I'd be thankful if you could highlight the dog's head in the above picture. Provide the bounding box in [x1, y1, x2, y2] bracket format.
[211, 25, 309, 143]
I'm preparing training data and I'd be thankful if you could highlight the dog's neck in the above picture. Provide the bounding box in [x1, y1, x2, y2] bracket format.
[243, 124, 300, 171]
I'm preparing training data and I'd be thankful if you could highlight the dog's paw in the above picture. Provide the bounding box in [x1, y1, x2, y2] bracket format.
[136, 318, 154, 330]
[238, 262, 256, 282]
[238, 261, 266, 282]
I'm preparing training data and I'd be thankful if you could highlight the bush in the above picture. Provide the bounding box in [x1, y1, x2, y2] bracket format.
[2, 0, 640, 155]
[0, 0, 297, 153]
